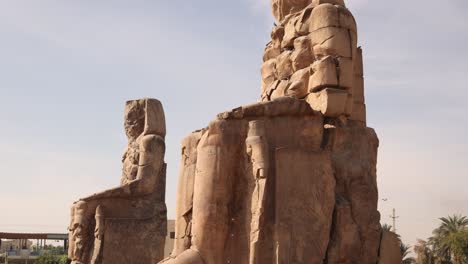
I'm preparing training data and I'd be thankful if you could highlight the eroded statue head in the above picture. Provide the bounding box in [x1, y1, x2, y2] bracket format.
[124, 99, 166, 140]
[271, 0, 346, 22]
[124, 100, 145, 140]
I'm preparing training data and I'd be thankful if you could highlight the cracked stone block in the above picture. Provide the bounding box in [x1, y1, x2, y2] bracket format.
[295, 6, 314, 35]
[276, 51, 294, 80]
[337, 57, 354, 90]
[271, 25, 285, 42]
[270, 80, 290, 100]
[310, 3, 340, 31]
[288, 67, 311, 98]
[291, 36, 314, 71]
[310, 27, 355, 58]
[309, 56, 338, 92]
[282, 15, 301, 49]
[263, 42, 281, 62]
[293, 35, 312, 51]
[265, 80, 281, 101]
[261, 59, 277, 88]
[291, 49, 314, 72]
[306, 88, 348, 117]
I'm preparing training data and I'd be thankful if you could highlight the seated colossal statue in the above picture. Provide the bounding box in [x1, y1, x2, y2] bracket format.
[66, 0, 401, 263]
[160, 0, 387, 263]
[68, 98, 167, 264]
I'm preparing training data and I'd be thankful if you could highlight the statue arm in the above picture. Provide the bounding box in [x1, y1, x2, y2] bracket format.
[135, 134, 166, 194]
[79, 134, 165, 202]
[79, 184, 134, 202]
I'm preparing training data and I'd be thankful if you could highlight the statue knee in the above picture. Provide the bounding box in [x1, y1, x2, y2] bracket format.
[159, 249, 205, 264]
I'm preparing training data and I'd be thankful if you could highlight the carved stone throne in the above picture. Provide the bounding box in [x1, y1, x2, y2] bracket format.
[68, 98, 167, 264]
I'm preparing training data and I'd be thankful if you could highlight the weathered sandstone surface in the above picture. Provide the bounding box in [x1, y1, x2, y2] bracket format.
[379, 230, 403, 264]
[161, 96, 386, 263]
[69, 0, 401, 263]
[68, 99, 167, 264]
[160, 0, 400, 263]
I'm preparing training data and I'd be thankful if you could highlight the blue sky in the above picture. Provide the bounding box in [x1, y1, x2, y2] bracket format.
[0, 0, 467, 248]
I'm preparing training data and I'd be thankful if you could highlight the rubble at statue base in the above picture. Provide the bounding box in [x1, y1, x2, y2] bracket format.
[161, 0, 402, 264]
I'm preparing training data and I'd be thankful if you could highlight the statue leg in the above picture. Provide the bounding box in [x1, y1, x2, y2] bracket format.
[246, 120, 270, 264]
[173, 131, 202, 257]
[68, 205, 76, 259]
[249, 175, 267, 264]
[190, 120, 239, 263]
[90, 206, 104, 264]
[160, 249, 205, 264]
[160, 121, 238, 264]
[69, 201, 96, 264]
[71, 227, 87, 264]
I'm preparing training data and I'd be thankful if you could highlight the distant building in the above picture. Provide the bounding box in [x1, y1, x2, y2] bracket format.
[0, 222, 176, 258]
[0, 239, 33, 252]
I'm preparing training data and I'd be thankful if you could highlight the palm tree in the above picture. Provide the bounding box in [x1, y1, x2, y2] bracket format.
[440, 215, 468, 232]
[382, 223, 393, 232]
[401, 243, 416, 264]
[429, 228, 451, 262]
[414, 239, 435, 264]
[429, 215, 468, 264]
[443, 228, 468, 264]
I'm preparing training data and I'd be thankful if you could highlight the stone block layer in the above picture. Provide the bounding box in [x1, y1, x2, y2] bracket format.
[262, 0, 366, 124]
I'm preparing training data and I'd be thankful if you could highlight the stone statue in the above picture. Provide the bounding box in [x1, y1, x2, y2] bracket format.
[171, 130, 203, 257]
[263, 0, 366, 124]
[90, 206, 104, 264]
[246, 121, 269, 264]
[68, 98, 167, 264]
[69, 201, 90, 263]
[159, 0, 400, 263]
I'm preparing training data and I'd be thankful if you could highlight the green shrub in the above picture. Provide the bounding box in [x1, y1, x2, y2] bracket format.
[35, 254, 69, 264]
